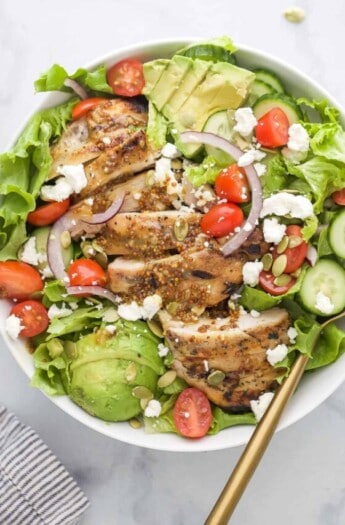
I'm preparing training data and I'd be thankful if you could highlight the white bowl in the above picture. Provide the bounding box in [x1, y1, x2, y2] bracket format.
[1, 38, 345, 452]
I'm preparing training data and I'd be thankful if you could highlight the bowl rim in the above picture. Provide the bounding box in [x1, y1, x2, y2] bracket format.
[1, 37, 345, 452]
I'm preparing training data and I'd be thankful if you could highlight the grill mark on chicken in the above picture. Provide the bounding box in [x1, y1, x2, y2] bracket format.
[159, 308, 290, 409]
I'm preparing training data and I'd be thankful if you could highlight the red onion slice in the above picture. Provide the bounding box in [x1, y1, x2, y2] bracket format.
[64, 78, 88, 100]
[67, 286, 119, 305]
[81, 193, 125, 225]
[47, 213, 76, 281]
[306, 245, 318, 267]
[180, 131, 263, 257]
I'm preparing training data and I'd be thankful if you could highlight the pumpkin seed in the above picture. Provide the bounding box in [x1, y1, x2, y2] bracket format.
[171, 159, 183, 170]
[81, 241, 95, 258]
[288, 235, 303, 248]
[64, 341, 78, 359]
[283, 6, 305, 23]
[261, 253, 273, 271]
[272, 254, 288, 277]
[132, 386, 153, 400]
[145, 169, 156, 186]
[47, 338, 64, 359]
[94, 251, 108, 269]
[166, 302, 179, 316]
[207, 370, 226, 386]
[290, 267, 302, 278]
[277, 236, 289, 254]
[157, 370, 177, 388]
[125, 362, 137, 382]
[273, 274, 292, 287]
[191, 305, 205, 316]
[173, 218, 189, 241]
[129, 418, 142, 429]
[147, 319, 164, 338]
[140, 398, 149, 410]
[60, 230, 71, 249]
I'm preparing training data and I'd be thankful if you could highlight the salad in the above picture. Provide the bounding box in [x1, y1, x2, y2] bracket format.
[2, 36, 345, 440]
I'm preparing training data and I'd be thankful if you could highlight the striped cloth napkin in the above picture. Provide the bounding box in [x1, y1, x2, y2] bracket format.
[0, 406, 89, 525]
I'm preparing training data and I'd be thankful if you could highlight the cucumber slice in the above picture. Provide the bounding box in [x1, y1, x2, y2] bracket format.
[177, 44, 236, 64]
[299, 259, 345, 315]
[253, 69, 285, 93]
[328, 210, 345, 258]
[253, 93, 303, 124]
[202, 110, 236, 164]
[247, 79, 276, 106]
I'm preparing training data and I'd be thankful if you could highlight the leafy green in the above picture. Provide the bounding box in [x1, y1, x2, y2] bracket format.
[46, 305, 114, 340]
[146, 101, 168, 149]
[34, 63, 112, 94]
[0, 99, 76, 259]
[185, 155, 223, 187]
[317, 227, 333, 257]
[301, 214, 318, 241]
[208, 408, 255, 434]
[306, 323, 345, 370]
[31, 343, 69, 395]
[260, 154, 288, 197]
[297, 98, 340, 123]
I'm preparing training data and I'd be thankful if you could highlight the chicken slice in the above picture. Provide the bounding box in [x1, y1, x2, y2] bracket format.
[107, 230, 267, 309]
[97, 210, 203, 256]
[159, 308, 290, 410]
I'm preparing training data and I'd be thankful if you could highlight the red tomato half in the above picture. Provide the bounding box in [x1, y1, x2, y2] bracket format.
[201, 203, 244, 238]
[215, 164, 250, 203]
[67, 259, 106, 287]
[10, 300, 49, 338]
[27, 198, 70, 227]
[272, 224, 308, 273]
[0, 261, 44, 300]
[107, 59, 144, 97]
[259, 271, 296, 296]
[255, 107, 290, 148]
[173, 387, 212, 438]
[72, 98, 106, 120]
[332, 188, 345, 205]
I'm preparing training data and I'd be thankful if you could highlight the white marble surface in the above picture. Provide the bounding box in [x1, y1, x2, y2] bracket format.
[1, 0, 345, 523]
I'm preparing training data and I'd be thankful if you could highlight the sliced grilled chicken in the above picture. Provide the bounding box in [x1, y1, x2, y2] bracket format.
[107, 231, 267, 308]
[49, 98, 159, 200]
[97, 210, 203, 256]
[159, 308, 290, 410]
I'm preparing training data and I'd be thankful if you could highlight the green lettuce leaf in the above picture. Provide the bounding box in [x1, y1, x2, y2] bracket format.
[260, 154, 288, 197]
[34, 64, 112, 94]
[46, 305, 114, 339]
[208, 408, 255, 434]
[185, 155, 223, 187]
[31, 343, 68, 395]
[306, 323, 345, 370]
[0, 99, 76, 260]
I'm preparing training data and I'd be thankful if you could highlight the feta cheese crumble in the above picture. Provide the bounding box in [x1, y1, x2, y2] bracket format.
[263, 217, 287, 244]
[250, 392, 274, 422]
[260, 192, 314, 220]
[144, 399, 162, 418]
[233, 107, 257, 137]
[117, 301, 143, 321]
[242, 261, 263, 287]
[238, 148, 266, 167]
[5, 314, 23, 339]
[315, 291, 334, 315]
[250, 310, 260, 318]
[154, 157, 182, 197]
[253, 162, 267, 177]
[47, 304, 73, 320]
[118, 294, 163, 321]
[161, 143, 181, 159]
[158, 343, 169, 357]
[40, 164, 87, 202]
[287, 326, 298, 343]
[266, 343, 288, 366]
[287, 123, 309, 152]
[20, 237, 39, 266]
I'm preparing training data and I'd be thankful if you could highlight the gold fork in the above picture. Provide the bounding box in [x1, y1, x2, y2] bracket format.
[205, 311, 345, 525]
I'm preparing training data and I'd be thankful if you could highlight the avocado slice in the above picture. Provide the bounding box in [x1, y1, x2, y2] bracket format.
[176, 62, 255, 132]
[163, 59, 211, 120]
[142, 59, 170, 95]
[148, 55, 193, 111]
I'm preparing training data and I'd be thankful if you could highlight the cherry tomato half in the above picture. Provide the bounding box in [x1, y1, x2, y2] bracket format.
[255, 107, 290, 148]
[173, 387, 212, 438]
[10, 300, 49, 338]
[201, 203, 244, 238]
[67, 259, 106, 287]
[259, 271, 296, 296]
[71, 98, 107, 120]
[0, 261, 44, 301]
[107, 59, 145, 97]
[27, 198, 70, 227]
[272, 225, 308, 273]
[215, 164, 250, 203]
[332, 188, 345, 205]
